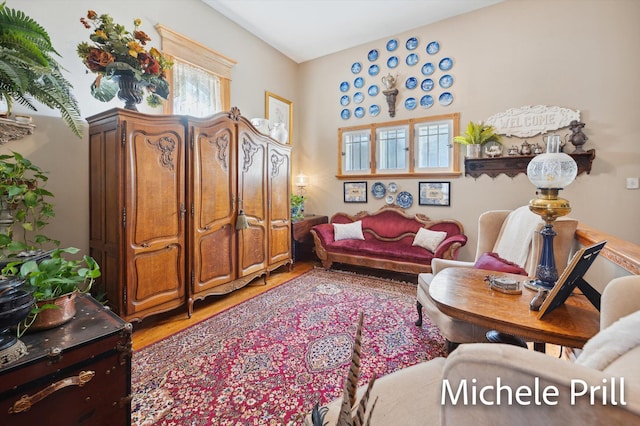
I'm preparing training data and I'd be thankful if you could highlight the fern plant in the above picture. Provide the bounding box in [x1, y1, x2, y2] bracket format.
[453, 121, 502, 145]
[0, 2, 82, 137]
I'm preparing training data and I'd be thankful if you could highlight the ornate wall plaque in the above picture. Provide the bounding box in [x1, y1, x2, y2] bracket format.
[485, 105, 580, 138]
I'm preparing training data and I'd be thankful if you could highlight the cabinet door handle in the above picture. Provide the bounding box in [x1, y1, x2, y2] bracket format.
[9, 370, 95, 414]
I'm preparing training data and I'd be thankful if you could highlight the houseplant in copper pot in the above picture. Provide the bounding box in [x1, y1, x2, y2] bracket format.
[2, 247, 101, 335]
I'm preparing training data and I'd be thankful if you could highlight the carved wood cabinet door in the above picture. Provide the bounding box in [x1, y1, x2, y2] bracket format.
[123, 116, 186, 317]
[188, 116, 238, 295]
[267, 143, 292, 268]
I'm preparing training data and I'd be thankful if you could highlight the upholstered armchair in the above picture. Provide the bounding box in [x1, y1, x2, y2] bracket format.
[308, 275, 640, 425]
[415, 206, 578, 346]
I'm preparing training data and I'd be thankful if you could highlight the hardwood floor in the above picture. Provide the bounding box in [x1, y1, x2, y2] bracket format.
[132, 261, 315, 351]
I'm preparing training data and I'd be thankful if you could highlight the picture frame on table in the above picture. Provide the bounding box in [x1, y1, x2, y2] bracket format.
[418, 181, 451, 206]
[265, 91, 293, 143]
[344, 182, 368, 203]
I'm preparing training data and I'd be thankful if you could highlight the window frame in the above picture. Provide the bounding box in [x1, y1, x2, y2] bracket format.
[156, 24, 236, 114]
[337, 113, 461, 179]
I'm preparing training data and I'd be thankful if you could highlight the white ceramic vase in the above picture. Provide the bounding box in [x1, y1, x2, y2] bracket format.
[270, 122, 289, 144]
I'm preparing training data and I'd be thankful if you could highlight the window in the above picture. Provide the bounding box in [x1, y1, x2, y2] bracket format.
[156, 25, 236, 115]
[337, 113, 460, 179]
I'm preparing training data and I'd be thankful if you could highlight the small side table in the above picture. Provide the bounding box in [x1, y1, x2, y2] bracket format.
[292, 214, 328, 263]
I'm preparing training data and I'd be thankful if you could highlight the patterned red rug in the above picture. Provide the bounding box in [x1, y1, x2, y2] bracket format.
[131, 268, 446, 425]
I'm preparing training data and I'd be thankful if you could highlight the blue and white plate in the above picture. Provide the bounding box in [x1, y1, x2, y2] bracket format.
[406, 53, 419, 66]
[341, 109, 351, 120]
[354, 107, 365, 118]
[353, 92, 364, 104]
[396, 191, 414, 208]
[387, 56, 399, 68]
[340, 95, 350, 106]
[386, 39, 398, 52]
[405, 77, 418, 89]
[371, 182, 386, 198]
[439, 92, 454, 106]
[354, 77, 364, 88]
[340, 81, 350, 92]
[388, 182, 398, 193]
[406, 37, 418, 50]
[368, 64, 380, 76]
[439, 74, 454, 89]
[368, 49, 379, 61]
[421, 78, 434, 92]
[351, 62, 362, 74]
[420, 95, 434, 108]
[426, 41, 440, 55]
[421, 62, 435, 76]
[368, 85, 379, 96]
[439, 57, 453, 71]
[405, 97, 417, 110]
[369, 104, 380, 116]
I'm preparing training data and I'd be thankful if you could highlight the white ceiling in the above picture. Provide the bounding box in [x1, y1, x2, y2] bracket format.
[202, 0, 503, 63]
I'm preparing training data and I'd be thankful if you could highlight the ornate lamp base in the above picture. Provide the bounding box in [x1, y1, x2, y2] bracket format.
[0, 335, 27, 367]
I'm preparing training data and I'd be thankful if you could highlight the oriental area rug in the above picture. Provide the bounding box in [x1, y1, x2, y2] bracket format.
[131, 268, 446, 425]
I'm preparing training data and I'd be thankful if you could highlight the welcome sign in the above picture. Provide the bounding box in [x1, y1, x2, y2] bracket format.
[486, 105, 580, 138]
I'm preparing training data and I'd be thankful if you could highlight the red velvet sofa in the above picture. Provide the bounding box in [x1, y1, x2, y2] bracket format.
[310, 205, 467, 274]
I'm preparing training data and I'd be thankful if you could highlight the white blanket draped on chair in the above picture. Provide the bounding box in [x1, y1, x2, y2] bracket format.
[492, 205, 542, 267]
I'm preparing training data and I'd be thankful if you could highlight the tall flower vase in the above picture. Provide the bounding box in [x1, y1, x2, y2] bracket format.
[117, 73, 144, 111]
[466, 144, 481, 159]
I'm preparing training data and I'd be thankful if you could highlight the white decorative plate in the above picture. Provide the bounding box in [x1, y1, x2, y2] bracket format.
[439, 92, 454, 106]
[396, 191, 413, 208]
[420, 95, 434, 109]
[385, 195, 394, 204]
[388, 182, 398, 193]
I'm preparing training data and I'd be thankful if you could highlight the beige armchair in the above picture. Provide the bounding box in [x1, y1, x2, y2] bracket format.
[308, 275, 640, 425]
[415, 207, 578, 347]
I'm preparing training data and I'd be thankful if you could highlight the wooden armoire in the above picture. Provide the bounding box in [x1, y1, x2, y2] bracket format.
[87, 107, 292, 322]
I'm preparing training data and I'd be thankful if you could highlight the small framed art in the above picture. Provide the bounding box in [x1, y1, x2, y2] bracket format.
[419, 181, 450, 206]
[344, 182, 368, 203]
[265, 91, 293, 143]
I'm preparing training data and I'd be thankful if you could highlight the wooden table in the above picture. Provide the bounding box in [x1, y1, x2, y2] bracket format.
[292, 214, 328, 262]
[429, 267, 600, 348]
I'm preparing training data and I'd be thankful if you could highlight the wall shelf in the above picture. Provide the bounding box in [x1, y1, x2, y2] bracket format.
[464, 149, 595, 178]
[0, 117, 36, 144]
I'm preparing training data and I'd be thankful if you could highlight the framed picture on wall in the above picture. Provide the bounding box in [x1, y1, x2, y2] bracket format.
[419, 181, 450, 206]
[344, 182, 368, 203]
[265, 91, 293, 144]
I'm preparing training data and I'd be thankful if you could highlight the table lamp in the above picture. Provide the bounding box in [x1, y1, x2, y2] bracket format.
[526, 135, 578, 290]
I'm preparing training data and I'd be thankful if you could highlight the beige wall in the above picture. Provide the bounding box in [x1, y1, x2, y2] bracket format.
[1, 0, 299, 254]
[298, 0, 640, 262]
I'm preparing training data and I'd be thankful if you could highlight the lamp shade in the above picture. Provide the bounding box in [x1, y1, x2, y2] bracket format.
[295, 173, 309, 187]
[527, 135, 577, 189]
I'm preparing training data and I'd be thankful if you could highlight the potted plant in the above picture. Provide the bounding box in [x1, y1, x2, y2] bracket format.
[2, 247, 101, 335]
[0, 2, 83, 137]
[0, 152, 57, 260]
[453, 121, 502, 158]
[290, 193, 305, 221]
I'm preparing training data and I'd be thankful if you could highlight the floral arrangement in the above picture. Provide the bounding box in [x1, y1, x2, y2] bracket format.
[77, 10, 172, 107]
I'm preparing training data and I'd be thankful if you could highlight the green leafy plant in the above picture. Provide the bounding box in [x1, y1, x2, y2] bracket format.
[0, 2, 83, 137]
[2, 247, 101, 335]
[290, 193, 305, 220]
[453, 121, 502, 145]
[0, 152, 57, 254]
[76, 10, 172, 107]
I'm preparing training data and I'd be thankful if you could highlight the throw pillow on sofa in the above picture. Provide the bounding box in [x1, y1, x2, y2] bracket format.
[334, 221, 365, 241]
[412, 227, 447, 252]
[473, 252, 528, 275]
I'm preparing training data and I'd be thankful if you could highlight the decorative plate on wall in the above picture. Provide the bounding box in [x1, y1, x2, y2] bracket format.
[351, 62, 362, 74]
[439, 92, 454, 106]
[353, 92, 364, 103]
[387, 56, 399, 68]
[406, 37, 419, 50]
[439, 57, 453, 71]
[405, 77, 418, 89]
[368, 64, 380, 76]
[372, 182, 386, 198]
[396, 191, 414, 208]
[421, 63, 435, 75]
[386, 39, 398, 51]
[340, 95, 350, 106]
[368, 49, 379, 61]
[354, 107, 365, 118]
[420, 95, 434, 108]
[368, 85, 379, 96]
[354, 77, 364, 88]
[385, 195, 394, 204]
[439, 74, 454, 89]
[405, 97, 417, 110]
[340, 81, 349, 92]
[426, 41, 440, 55]
[388, 182, 398, 193]
[421, 78, 434, 91]
[341, 109, 351, 120]
[406, 53, 419, 66]
[369, 105, 380, 116]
